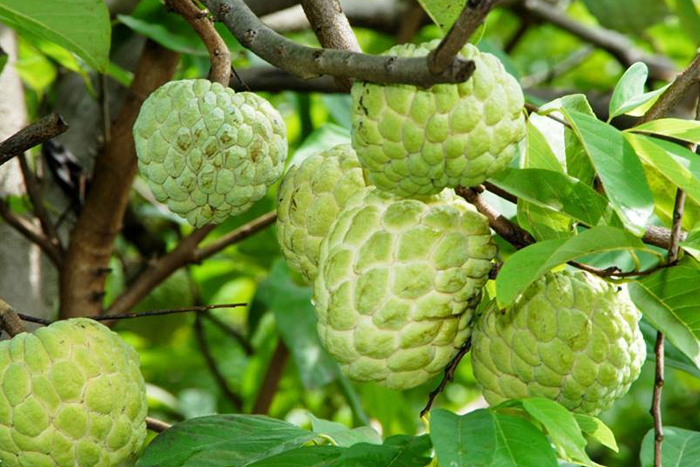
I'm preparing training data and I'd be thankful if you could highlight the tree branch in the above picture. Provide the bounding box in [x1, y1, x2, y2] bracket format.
[165, 0, 231, 85]
[639, 53, 700, 124]
[0, 113, 68, 167]
[252, 340, 289, 414]
[651, 331, 665, 467]
[301, 0, 361, 91]
[230, 66, 341, 93]
[421, 337, 471, 417]
[516, 0, 676, 82]
[59, 40, 180, 319]
[202, 0, 476, 86]
[0, 297, 26, 337]
[106, 212, 275, 316]
[146, 417, 172, 433]
[428, 0, 499, 74]
[0, 200, 62, 267]
[194, 314, 243, 409]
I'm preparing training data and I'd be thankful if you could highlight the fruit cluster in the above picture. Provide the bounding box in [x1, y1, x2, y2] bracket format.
[130, 40, 645, 413]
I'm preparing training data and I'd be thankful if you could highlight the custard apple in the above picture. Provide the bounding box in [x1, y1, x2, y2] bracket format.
[471, 270, 646, 415]
[314, 187, 496, 389]
[133, 79, 287, 227]
[0, 318, 148, 467]
[351, 41, 526, 197]
[276, 144, 368, 283]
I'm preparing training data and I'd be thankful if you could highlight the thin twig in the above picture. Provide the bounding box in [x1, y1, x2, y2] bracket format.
[193, 313, 244, 409]
[428, 0, 499, 74]
[301, 0, 361, 91]
[194, 211, 276, 260]
[253, 340, 289, 414]
[0, 298, 27, 337]
[639, 53, 700, 124]
[421, 338, 472, 417]
[0, 113, 68, 167]
[146, 417, 172, 433]
[203, 311, 253, 355]
[651, 331, 665, 467]
[0, 200, 62, 267]
[202, 0, 476, 86]
[524, 102, 571, 128]
[165, 0, 231, 85]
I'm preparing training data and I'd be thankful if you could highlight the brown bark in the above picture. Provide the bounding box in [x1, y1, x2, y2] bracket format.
[59, 40, 179, 318]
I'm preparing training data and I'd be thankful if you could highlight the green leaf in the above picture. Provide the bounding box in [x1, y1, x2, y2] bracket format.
[496, 226, 655, 308]
[564, 110, 654, 235]
[640, 427, 700, 467]
[490, 168, 619, 228]
[630, 118, 700, 145]
[609, 62, 650, 120]
[625, 134, 700, 207]
[289, 124, 350, 167]
[580, 0, 668, 34]
[136, 415, 317, 467]
[415, 0, 468, 32]
[675, 0, 700, 45]
[628, 257, 700, 370]
[430, 409, 558, 467]
[0, 0, 110, 72]
[308, 414, 382, 447]
[681, 228, 700, 260]
[246, 446, 344, 467]
[573, 414, 619, 453]
[639, 319, 700, 379]
[253, 260, 339, 388]
[520, 399, 594, 467]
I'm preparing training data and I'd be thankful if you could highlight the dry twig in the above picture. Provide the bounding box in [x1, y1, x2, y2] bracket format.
[0, 298, 26, 337]
[0, 113, 68, 167]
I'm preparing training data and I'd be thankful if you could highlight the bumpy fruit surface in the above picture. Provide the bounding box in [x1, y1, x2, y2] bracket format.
[276, 144, 367, 283]
[351, 41, 525, 197]
[134, 79, 287, 227]
[471, 271, 646, 415]
[0, 318, 148, 467]
[314, 187, 496, 389]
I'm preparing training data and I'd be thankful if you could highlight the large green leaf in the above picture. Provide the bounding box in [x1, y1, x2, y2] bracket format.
[430, 409, 558, 467]
[639, 319, 700, 379]
[625, 134, 700, 207]
[0, 0, 110, 72]
[118, 14, 207, 56]
[640, 427, 700, 467]
[491, 168, 619, 228]
[253, 260, 339, 389]
[496, 226, 656, 308]
[520, 399, 594, 467]
[580, 0, 668, 34]
[630, 118, 700, 145]
[564, 110, 654, 235]
[136, 415, 317, 467]
[415, 0, 466, 32]
[308, 414, 381, 447]
[628, 257, 700, 370]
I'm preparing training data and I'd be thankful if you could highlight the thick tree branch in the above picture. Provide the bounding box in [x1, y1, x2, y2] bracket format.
[639, 53, 700, 124]
[0, 200, 62, 267]
[0, 113, 68, 167]
[301, 0, 361, 91]
[428, 0, 499, 74]
[0, 297, 26, 337]
[106, 212, 275, 316]
[202, 0, 476, 86]
[517, 0, 676, 82]
[59, 40, 179, 319]
[165, 0, 231, 85]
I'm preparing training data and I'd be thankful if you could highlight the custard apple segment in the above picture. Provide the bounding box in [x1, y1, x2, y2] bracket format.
[0, 319, 148, 467]
[471, 271, 646, 415]
[314, 188, 496, 390]
[352, 41, 526, 197]
[134, 79, 287, 227]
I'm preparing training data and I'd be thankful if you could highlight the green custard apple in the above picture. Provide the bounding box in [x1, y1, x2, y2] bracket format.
[314, 187, 496, 389]
[133, 79, 287, 227]
[276, 144, 368, 283]
[0, 318, 148, 467]
[471, 270, 646, 415]
[351, 40, 526, 197]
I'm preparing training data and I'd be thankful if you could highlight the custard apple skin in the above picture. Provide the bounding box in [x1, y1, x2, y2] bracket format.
[0, 318, 148, 467]
[133, 79, 287, 227]
[276, 144, 368, 283]
[351, 41, 526, 197]
[471, 270, 646, 415]
[314, 187, 496, 389]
